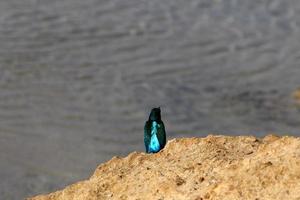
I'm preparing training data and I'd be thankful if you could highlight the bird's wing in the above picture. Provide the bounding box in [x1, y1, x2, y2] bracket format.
[157, 122, 166, 148]
[144, 121, 152, 152]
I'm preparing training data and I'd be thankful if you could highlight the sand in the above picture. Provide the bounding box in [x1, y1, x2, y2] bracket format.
[27, 135, 300, 200]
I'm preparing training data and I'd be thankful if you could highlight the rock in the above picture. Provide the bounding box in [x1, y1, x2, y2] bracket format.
[27, 135, 300, 200]
[293, 88, 300, 105]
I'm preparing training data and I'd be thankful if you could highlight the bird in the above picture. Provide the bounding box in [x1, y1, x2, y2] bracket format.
[144, 107, 166, 153]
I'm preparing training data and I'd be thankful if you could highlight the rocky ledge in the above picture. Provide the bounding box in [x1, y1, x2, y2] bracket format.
[27, 135, 300, 200]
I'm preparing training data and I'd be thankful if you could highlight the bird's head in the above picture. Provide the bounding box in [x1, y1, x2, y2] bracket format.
[149, 107, 161, 121]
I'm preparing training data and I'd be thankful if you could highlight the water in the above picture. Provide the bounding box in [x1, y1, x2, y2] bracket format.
[1, 0, 300, 199]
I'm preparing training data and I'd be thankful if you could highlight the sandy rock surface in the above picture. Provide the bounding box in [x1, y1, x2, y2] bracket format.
[28, 135, 300, 200]
[293, 89, 300, 104]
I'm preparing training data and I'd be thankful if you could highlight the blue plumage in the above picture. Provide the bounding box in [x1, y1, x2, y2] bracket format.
[148, 121, 161, 152]
[144, 107, 166, 153]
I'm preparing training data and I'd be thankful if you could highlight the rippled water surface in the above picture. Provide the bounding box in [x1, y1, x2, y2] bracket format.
[1, 0, 300, 199]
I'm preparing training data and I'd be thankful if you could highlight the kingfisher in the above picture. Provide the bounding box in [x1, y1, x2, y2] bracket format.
[144, 107, 166, 153]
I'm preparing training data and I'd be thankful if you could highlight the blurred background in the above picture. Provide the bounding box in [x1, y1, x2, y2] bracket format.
[1, 0, 300, 199]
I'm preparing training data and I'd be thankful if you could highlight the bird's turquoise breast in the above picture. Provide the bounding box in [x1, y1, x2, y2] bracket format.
[148, 121, 161, 153]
